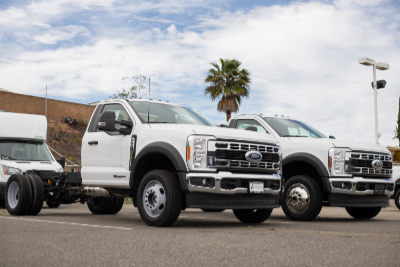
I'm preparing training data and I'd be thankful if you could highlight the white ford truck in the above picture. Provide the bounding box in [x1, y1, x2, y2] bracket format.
[228, 114, 394, 220]
[0, 113, 65, 209]
[3, 99, 282, 226]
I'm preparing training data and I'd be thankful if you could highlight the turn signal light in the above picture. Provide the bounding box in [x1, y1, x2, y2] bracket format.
[328, 156, 332, 168]
[187, 146, 191, 161]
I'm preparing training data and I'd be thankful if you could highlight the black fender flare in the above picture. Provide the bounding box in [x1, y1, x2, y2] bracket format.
[282, 152, 330, 192]
[129, 142, 188, 190]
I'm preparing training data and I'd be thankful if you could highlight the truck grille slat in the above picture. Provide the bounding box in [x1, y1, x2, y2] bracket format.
[346, 152, 392, 178]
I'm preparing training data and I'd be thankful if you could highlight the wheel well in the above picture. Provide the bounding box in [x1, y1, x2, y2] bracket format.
[283, 161, 323, 191]
[132, 152, 177, 190]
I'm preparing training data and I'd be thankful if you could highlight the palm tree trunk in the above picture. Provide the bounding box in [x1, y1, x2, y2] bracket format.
[226, 111, 231, 122]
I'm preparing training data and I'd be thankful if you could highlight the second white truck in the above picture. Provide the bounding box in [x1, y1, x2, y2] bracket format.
[228, 114, 394, 220]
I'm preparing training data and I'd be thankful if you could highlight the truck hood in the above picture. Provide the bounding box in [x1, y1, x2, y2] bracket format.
[287, 137, 390, 154]
[148, 124, 277, 145]
[1, 160, 63, 173]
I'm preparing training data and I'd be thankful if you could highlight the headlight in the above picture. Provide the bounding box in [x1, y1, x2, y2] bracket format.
[187, 135, 216, 171]
[328, 148, 351, 177]
[2, 165, 22, 175]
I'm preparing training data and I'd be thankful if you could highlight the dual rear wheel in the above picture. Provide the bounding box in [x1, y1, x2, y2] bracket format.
[87, 195, 125, 215]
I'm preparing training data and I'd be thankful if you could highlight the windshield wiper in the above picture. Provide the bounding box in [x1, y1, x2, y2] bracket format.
[148, 122, 176, 124]
[282, 135, 309, 137]
[0, 155, 17, 160]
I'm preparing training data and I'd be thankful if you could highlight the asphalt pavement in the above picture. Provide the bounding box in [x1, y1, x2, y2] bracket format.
[1, 200, 399, 266]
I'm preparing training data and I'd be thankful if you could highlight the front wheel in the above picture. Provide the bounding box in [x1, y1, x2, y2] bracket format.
[137, 170, 182, 227]
[233, 209, 273, 223]
[395, 189, 400, 210]
[5, 174, 32, 215]
[345, 207, 382, 219]
[281, 175, 323, 221]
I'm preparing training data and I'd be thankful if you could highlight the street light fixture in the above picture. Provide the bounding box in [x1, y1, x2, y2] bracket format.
[358, 57, 389, 144]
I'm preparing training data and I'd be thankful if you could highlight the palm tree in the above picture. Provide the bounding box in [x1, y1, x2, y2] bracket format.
[204, 59, 251, 122]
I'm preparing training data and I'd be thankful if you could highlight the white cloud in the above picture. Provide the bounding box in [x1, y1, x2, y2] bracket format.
[0, 0, 399, 146]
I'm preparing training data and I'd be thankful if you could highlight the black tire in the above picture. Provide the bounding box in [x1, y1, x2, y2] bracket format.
[0, 197, 5, 209]
[26, 174, 44, 216]
[233, 209, 273, 223]
[201, 209, 225, 212]
[46, 199, 61, 208]
[345, 207, 382, 219]
[137, 170, 182, 227]
[395, 189, 400, 210]
[281, 175, 323, 221]
[5, 174, 32, 215]
[87, 196, 113, 214]
[108, 195, 124, 214]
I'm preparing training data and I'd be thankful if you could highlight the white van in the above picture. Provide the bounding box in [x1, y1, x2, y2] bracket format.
[0, 112, 64, 207]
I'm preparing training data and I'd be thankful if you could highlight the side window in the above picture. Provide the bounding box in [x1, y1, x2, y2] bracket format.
[236, 119, 268, 134]
[97, 104, 132, 135]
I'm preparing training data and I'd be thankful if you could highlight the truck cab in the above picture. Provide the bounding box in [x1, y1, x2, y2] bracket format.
[81, 99, 282, 226]
[0, 113, 64, 207]
[228, 114, 394, 220]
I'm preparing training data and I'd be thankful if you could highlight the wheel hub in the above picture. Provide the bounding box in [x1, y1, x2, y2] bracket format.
[143, 180, 166, 218]
[286, 183, 310, 214]
[7, 181, 20, 209]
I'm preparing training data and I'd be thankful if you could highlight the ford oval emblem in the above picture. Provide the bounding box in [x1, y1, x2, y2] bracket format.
[371, 160, 383, 170]
[245, 151, 262, 162]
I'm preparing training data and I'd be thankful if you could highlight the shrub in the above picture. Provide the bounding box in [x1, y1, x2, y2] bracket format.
[78, 119, 88, 127]
[75, 138, 82, 144]
[394, 150, 400, 162]
[65, 156, 72, 160]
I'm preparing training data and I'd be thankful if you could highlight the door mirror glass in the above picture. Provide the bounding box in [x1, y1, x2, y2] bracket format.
[57, 156, 66, 168]
[98, 111, 116, 131]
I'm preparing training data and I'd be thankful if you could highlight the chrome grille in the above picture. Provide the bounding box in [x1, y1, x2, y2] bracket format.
[208, 140, 280, 171]
[345, 152, 392, 177]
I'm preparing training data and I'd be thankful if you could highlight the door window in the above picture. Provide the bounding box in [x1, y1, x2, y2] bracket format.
[236, 119, 268, 134]
[96, 104, 132, 135]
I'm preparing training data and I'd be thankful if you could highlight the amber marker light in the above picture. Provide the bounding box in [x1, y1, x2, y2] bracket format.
[187, 145, 191, 161]
[328, 156, 332, 168]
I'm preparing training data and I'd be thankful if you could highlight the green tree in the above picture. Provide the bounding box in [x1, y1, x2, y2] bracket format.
[394, 96, 400, 146]
[204, 58, 251, 122]
[109, 75, 155, 99]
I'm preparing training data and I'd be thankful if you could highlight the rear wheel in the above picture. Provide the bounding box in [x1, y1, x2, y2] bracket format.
[395, 189, 400, 210]
[281, 175, 323, 221]
[87, 197, 113, 214]
[26, 174, 44, 215]
[137, 170, 182, 227]
[46, 199, 61, 208]
[108, 195, 124, 214]
[5, 174, 32, 215]
[201, 209, 225, 212]
[345, 207, 382, 219]
[233, 209, 273, 223]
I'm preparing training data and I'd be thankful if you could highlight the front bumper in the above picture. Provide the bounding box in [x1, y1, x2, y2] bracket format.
[329, 177, 394, 196]
[186, 171, 281, 195]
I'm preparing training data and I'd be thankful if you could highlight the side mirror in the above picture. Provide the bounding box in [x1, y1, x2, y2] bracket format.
[120, 120, 133, 128]
[244, 126, 258, 132]
[329, 135, 336, 139]
[57, 156, 66, 168]
[98, 111, 116, 131]
[219, 124, 228, 128]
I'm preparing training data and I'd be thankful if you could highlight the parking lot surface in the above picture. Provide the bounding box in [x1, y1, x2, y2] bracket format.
[1, 200, 399, 266]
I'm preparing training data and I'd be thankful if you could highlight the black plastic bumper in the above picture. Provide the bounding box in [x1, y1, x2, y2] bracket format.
[328, 194, 390, 207]
[186, 192, 280, 210]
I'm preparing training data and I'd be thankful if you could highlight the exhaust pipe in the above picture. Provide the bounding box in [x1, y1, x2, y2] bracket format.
[65, 186, 110, 198]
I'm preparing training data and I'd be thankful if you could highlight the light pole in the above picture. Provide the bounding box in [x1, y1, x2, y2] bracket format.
[358, 58, 389, 144]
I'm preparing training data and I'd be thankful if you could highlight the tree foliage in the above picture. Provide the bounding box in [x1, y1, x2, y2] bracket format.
[204, 58, 251, 122]
[109, 75, 156, 99]
[394, 96, 400, 146]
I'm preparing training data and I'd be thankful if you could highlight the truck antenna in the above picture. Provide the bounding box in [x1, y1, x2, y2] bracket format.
[147, 77, 150, 123]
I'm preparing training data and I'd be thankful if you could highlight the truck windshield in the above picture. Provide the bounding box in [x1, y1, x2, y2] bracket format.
[262, 117, 326, 138]
[129, 101, 215, 126]
[0, 140, 53, 161]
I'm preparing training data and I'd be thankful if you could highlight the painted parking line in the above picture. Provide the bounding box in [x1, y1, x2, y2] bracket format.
[0, 216, 134, 231]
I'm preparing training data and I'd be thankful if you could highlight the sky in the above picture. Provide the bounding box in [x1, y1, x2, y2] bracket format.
[1, 0, 400, 146]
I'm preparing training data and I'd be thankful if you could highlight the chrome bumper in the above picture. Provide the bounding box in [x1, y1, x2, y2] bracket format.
[329, 177, 394, 196]
[186, 171, 281, 195]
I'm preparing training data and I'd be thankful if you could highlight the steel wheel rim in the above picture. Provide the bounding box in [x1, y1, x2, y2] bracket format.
[142, 180, 166, 218]
[8, 181, 20, 209]
[286, 183, 310, 214]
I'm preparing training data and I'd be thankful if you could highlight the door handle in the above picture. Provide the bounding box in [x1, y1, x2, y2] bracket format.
[88, 141, 98, 145]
